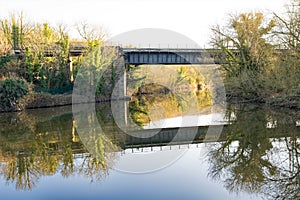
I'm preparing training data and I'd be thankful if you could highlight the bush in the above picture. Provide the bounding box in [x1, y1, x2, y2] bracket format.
[0, 77, 29, 111]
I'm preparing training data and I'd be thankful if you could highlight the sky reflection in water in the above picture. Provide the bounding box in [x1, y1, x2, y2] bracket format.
[0, 102, 299, 200]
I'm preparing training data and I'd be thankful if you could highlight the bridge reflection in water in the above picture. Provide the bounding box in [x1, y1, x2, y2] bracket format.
[0, 102, 299, 199]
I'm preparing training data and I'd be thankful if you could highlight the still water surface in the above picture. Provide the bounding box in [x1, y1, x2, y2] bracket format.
[0, 101, 299, 200]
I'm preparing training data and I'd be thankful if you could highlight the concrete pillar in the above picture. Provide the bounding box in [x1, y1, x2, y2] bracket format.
[113, 57, 128, 99]
[68, 56, 74, 82]
[111, 56, 129, 132]
[122, 65, 127, 97]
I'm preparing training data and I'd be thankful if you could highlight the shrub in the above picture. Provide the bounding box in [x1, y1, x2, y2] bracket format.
[0, 77, 29, 111]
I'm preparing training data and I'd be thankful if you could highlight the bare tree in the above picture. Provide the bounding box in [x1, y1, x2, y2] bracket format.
[75, 21, 106, 49]
[274, 0, 300, 51]
[0, 12, 34, 51]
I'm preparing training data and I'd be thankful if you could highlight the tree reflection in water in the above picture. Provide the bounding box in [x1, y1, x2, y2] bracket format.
[0, 105, 119, 191]
[127, 65, 212, 127]
[0, 102, 299, 198]
[207, 104, 300, 200]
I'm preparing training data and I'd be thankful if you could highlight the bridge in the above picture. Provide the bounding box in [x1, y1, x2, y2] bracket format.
[66, 46, 224, 64]
[2, 123, 299, 159]
[11, 46, 224, 82]
[14, 45, 286, 67]
[120, 48, 221, 65]
[57, 45, 222, 64]
[108, 47, 223, 98]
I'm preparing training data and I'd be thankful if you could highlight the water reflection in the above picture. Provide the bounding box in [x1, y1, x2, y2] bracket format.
[0, 102, 299, 199]
[129, 84, 216, 129]
[0, 107, 113, 190]
[207, 104, 300, 199]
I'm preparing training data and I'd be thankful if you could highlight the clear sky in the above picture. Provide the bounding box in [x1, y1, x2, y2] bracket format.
[0, 0, 290, 46]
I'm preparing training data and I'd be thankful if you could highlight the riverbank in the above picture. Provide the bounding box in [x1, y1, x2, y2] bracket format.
[0, 92, 112, 113]
[226, 94, 300, 110]
[1, 91, 299, 113]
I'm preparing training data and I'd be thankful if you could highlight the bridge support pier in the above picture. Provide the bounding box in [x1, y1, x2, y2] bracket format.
[68, 57, 74, 82]
[111, 58, 130, 131]
[112, 57, 129, 100]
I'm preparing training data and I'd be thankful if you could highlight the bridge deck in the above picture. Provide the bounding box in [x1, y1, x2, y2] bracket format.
[121, 48, 219, 64]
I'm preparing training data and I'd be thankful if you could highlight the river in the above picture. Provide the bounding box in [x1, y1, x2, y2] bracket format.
[0, 100, 299, 200]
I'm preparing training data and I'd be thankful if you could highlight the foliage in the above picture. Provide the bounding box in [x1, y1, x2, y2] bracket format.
[0, 13, 79, 94]
[0, 77, 29, 110]
[271, 0, 300, 102]
[211, 13, 276, 100]
[0, 55, 14, 68]
[211, 12, 276, 77]
[74, 45, 118, 97]
[0, 6, 300, 111]
[211, 10, 300, 105]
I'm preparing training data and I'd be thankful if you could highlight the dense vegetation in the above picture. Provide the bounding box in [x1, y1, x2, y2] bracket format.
[0, 77, 29, 111]
[0, 13, 118, 111]
[211, 0, 300, 108]
[0, 0, 300, 111]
